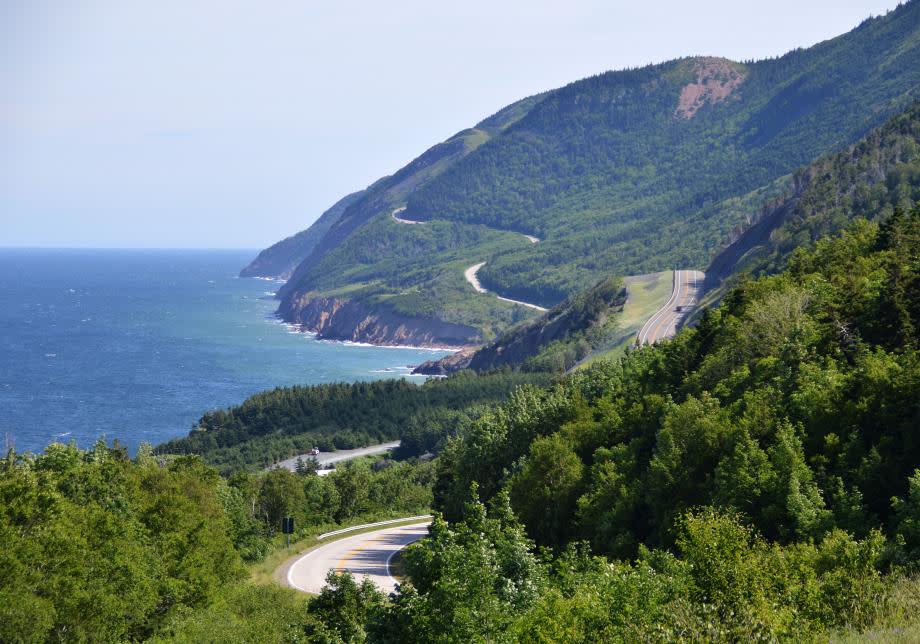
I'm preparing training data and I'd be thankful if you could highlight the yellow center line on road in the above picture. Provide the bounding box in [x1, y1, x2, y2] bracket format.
[335, 536, 385, 573]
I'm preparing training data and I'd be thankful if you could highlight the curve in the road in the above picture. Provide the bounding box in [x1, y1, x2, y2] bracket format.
[390, 206, 549, 313]
[391, 207, 545, 312]
[464, 261, 548, 312]
[286, 520, 431, 594]
[637, 270, 682, 346]
[391, 206, 425, 225]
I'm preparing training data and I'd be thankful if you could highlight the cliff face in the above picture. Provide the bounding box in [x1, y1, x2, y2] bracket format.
[278, 294, 481, 348]
[704, 174, 806, 289]
[413, 349, 475, 375]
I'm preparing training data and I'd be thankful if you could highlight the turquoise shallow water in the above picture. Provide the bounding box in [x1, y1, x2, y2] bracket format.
[0, 248, 450, 454]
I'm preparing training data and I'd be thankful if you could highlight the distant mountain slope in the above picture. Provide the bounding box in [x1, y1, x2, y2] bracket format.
[404, 4, 920, 303]
[276, 93, 548, 302]
[262, 2, 920, 347]
[415, 276, 627, 374]
[708, 100, 920, 284]
[239, 190, 365, 279]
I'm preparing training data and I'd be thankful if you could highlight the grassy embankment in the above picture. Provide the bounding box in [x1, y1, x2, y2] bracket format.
[576, 270, 673, 367]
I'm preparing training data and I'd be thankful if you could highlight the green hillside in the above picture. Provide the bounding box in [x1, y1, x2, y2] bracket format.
[709, 100, 920, 283]
[266, 2, 920, 344]
[416, 275, 629, 375]
[154, 370, 552, 473]
[240, 190, 365, 279]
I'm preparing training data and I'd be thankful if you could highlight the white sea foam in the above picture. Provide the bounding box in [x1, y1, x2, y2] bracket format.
[323, 338, 460, 352]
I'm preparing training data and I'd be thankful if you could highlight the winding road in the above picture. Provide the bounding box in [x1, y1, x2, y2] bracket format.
[636, 269, 705, 345]
[391, 206, 424, 225]
[463, 261, 548, 312]
[390, 207, 547, 313]
[286, 519, 432, 594]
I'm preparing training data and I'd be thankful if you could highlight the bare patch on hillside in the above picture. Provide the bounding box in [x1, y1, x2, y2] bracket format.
[675, 58, 746, 119]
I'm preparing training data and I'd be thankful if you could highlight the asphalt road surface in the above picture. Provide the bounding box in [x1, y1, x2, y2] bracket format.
[392, 205, 545, 311]
[270, 441, 401, 472]
[463, 261, 548, 312]
[286, 520, 432, 594]
[391, 206, 425, 225]
[636, 269, 705, 345]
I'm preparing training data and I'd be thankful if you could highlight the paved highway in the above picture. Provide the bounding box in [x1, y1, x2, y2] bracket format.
[636, 269, 705, 345]
[391, 205, 545, 311]
[286, 520, 431, 594]
[270, 441, 401, 473]
[464, 261, 548, 312]
[391, 206, 425, 225]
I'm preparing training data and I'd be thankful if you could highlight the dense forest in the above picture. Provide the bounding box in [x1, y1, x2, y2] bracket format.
[269, 2, 920, 339]
[436, 210, 920, 552]
[719, 100, 920, 281]
[155, 370, 552, 472]
[7, 6, 920, 638]
[6, 207, 920, 642]
[0, 441, 437, 642]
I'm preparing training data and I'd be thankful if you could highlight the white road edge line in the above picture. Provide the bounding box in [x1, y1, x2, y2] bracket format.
[384, 542, 403, 590]
[638, 269, 683, 346]
[287, 543, 324, 593]
[660, 270, 684, 340]
[286, 518, 432, 594]
[317, 515, 433, 540]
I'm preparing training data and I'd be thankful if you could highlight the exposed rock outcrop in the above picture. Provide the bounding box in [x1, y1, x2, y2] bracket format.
[278, 294, 481, 348]
[413, 349, 476, 375]
[675, 57, 746, 119]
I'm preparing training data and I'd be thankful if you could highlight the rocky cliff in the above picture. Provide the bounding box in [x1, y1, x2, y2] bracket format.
[278, 294, 481, 348]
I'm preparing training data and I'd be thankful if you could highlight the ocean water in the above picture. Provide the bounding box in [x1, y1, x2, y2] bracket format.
[0, 249, 451, 454]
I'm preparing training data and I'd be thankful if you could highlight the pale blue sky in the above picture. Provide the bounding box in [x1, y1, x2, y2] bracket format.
[1, 1, 903, 248]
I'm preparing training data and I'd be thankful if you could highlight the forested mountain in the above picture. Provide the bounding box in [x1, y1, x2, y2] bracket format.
[435, 210, 920, 561]
[10, 5, 920, 640]
[709, 100, 920, 285]
[240, 190, 365, 279]
[262, 2, 920, 347]
[277, 93, 547, 301]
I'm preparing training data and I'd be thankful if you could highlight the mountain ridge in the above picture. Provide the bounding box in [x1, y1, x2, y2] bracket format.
[240, 189, 365, 280]
[255, 1, 920, 348]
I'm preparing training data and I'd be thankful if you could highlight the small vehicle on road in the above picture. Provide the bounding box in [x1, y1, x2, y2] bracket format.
[308, 447, 320, 456]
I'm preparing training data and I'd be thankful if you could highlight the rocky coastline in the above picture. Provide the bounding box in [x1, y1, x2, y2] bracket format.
[277, 293, 481, 350]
